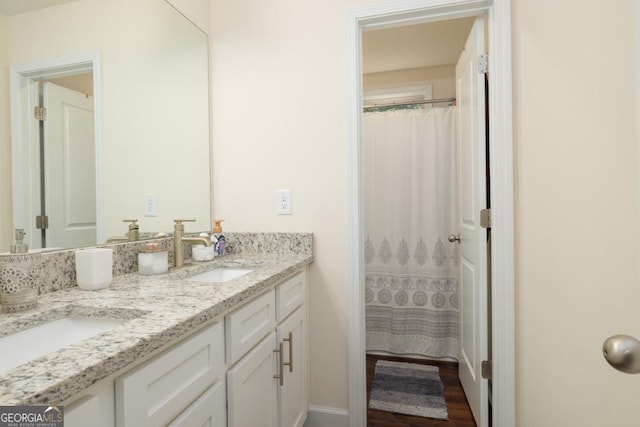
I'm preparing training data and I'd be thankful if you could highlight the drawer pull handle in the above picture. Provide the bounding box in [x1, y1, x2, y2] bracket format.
[273, 343, 284, 386]
[283, 332, 293, 373]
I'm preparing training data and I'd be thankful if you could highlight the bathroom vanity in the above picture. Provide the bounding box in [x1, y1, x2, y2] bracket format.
[0, 233, 312, 427]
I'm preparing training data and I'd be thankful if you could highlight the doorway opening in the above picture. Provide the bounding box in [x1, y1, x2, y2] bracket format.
[362, 15, 486, 426]
[346, 1, 515, 427]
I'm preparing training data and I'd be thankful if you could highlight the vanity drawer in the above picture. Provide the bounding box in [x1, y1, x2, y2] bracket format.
[115, 321, 225, 427]
[168, 379, 226, 427]
[226, 289, 276, 365]
[276, 270, 306, 322]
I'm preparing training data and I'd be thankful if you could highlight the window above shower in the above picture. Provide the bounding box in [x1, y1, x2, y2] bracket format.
[363, 84, 433, 111]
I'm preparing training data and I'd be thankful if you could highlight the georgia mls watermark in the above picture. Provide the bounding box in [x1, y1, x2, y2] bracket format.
[0, 406, 63, 427]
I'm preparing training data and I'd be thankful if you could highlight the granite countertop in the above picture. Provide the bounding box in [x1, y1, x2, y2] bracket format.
[0, 253, 312, 405]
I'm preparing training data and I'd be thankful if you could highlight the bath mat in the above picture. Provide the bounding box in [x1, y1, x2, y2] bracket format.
[369, 360, 448, 420]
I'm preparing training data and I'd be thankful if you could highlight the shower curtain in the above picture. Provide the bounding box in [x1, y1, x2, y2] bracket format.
[364, 106, 459, 359]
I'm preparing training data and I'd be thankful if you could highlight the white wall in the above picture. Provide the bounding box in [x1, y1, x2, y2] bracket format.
[167, 0, 209, 34]
[9, 0, 210, 239]
[211, 0, 640, 424]
[513, 0, 640, 424]
[0, 12, 11, 251]
[209, 0, 352, 409]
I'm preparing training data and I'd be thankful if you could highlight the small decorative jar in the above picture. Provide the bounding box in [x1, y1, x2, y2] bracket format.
[192, 244, 215, 262]
[0, 253, 42, 313]
[138, 243, 169, 275]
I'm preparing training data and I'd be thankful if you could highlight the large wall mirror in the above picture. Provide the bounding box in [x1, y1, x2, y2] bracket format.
[5, 0, 210, 251]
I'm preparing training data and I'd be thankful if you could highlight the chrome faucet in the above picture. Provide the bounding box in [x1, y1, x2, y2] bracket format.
[173, 219, 211, 268]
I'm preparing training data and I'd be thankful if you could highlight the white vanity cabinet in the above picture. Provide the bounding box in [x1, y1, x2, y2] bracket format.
[62, 267, 308, 427]
[227, 332, 279, 426]
[64, 377, 115, 427]
[226, 270, 308, 427]
[276, 304, 306, 427]
[226, 289, 277, 366]
[115, 321, 226, 426]
[167, 379, 226, 427]
[275, 271, 307, 427]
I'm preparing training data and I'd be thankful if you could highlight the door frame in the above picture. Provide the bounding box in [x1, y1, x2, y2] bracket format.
[10, 51, 104, 247]
[346, 1, 515, 426]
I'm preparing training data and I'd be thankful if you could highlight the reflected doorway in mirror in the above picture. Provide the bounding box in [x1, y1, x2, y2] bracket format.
[9, 52, 102, 251]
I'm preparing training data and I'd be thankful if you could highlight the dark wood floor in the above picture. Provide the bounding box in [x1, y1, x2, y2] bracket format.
[366, 354, 477, 427]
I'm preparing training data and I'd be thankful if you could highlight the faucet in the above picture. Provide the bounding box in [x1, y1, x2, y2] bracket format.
[106, 219, 140, 243]
[173, 219, 211, 268]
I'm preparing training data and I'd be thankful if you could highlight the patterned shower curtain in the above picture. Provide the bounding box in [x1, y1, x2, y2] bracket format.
[364, 106, 459, 359]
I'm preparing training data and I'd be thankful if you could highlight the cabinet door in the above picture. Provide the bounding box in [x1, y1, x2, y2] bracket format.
[227, 332, 278, 427]
[277, 307, 307, 427]
[65, 379, 115, 427]
[168, 380, 226, 427]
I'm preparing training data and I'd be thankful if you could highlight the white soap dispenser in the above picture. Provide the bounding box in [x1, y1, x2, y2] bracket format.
[10, 229, 28, 254]
[213, 220, 226, 256]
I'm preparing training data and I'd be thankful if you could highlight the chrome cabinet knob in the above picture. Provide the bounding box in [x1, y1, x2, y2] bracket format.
[603, 334, 640, 374]
[448, 233, 461, 243]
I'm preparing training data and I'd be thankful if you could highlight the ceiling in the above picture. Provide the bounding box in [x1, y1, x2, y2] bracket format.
[362, 17, 475, 74]
[0, 0, 78, 16]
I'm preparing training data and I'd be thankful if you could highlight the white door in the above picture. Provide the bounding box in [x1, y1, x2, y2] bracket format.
[277, 307, 307, 427]
[455, 16, 488, 427]
[43, 81, 97, 248]
[227, 332, 278, 427]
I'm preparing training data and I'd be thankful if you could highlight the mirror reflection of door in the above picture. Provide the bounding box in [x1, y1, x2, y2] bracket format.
[12, 58, 102, 251]
[41, 80, 96, 249]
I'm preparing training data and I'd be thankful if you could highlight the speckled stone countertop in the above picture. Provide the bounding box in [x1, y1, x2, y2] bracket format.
[0, 253, 312, 405]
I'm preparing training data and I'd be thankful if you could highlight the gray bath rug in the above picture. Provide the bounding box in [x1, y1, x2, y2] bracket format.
[369, 360, 448, 420]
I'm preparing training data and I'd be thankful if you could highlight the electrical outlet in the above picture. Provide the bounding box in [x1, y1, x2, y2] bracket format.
[144, 193, 157, 217]
[276, 189, 292, 215]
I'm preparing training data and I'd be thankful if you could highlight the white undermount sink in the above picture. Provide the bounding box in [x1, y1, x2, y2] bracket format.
[188, 268, 253, 283]
[0, 316, 127, 372]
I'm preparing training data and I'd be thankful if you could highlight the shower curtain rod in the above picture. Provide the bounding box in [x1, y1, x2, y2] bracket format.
[363, 97, 456, 110]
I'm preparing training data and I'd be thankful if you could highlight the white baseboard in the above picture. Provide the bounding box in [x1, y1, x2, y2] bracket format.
[303, 405, 349, 427]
